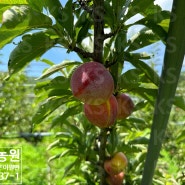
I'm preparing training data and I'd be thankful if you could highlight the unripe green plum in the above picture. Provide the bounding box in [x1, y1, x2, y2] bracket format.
[116, 93, 134, 119]
[70, 61, 114, 105]
[84, 95, 118, 128]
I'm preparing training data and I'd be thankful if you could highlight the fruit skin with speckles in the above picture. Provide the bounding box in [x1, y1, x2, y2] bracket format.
[84, 95, 118, 128]
[70, 61, 114, 105]
[106, 172, 125, 185]
[104, 152, 128, 175]
[116, 93, 134, 119]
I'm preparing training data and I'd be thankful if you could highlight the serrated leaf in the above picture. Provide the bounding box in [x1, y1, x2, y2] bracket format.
[134, 100, 148, 111]
[32, 96, 70, 124]
[135, 11, 170, 43]
[47, 139, 60, 150]
[176, 130, 185, 144]
[127, 28, 159, 52]
[129, 117, 146, 124]
[44, 0, 63, 23]
[126, 0, 161, 20]
[51, 104, 82, 128]
[48, 153, 61, 162]
[48, 89, 72, 97]
[129, 137, 149, 144]
[2, 5, 29, 28]
[61, 0, 74, 39]
[34, 76, 70, 95]
[135, 87, 157, 104]
[174, 95, 185, 111]
[63, 158, 79, 178]
[76, 19, 91, 44]
[124, 55, 160, 86]
[0, 5, 52, 48]
[120, 68, 151, 90]
[37, 61, 81, 79]
[8, 31, 55, 75]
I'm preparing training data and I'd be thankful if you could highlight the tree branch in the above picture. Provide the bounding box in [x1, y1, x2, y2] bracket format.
[93, 0, 104, 63]
[71, 46, 94, 59]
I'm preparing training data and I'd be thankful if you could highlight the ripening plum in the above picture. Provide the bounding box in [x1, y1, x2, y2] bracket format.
[70, 61, 114, 105]
[106, 172, 125, 185]
[110, 152, 128, 175]
[116, 93, 134, 119]
[104, 152, 128, 175]
[84, 95, 118, 128]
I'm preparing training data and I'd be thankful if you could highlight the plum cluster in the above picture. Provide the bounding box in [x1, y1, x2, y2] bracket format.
[70, 61, 132, 184]
[70, 61, 134, 128]
[104, 152, 128, 185]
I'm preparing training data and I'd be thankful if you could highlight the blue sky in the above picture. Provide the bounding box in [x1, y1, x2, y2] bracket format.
[1, 0, 184, 77]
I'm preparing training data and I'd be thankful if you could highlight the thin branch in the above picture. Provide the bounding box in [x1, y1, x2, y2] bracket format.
[69, 45, 94, 59]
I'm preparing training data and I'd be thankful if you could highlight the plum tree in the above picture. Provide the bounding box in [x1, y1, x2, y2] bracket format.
[116, 93, 134, 119]
[84, 95, 118, 128]
[70, 61, 114, 105]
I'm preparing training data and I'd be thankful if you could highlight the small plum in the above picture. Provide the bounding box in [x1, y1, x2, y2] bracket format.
[111, 152, 128, 175]
[70, 61, 114, 105]
[84, 95, 118, 128]
[106, 172, 125, 185]
[116, 93, 134, 119]
[104, 152, 128, 176]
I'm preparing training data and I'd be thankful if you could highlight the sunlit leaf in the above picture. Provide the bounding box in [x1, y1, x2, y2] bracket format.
[0, 5, 52, 48]
[37, 61, 81, 79]
[32, 96, 70, 124]
[127, 28, 160, 52]
[8, 31, 56, 75]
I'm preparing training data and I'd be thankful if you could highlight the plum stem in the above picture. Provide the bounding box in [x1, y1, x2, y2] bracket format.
[99, 128, 109, 185]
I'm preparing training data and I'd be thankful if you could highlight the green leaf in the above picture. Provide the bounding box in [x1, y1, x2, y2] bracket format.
[63, 158, 79, 178]
[26, 0, 44, 11]
[34, 76, 70, 94]
[32, 96, 70, 124]
[174, 95, 185, 111]
[0, 6, 52, 48]
[134, 11, 170, 43]
[2, 5, 29, 28]
[37, 61, 81, 79]
[104, 1, 115, 29]
[0, 0, 27, 4]
[126, 0, 161, 19]
[129, 137, 149, 144]
[51, 104, 82, 128]
[127, 28, 160, 52]
[44, 0, 63, 23]
[60, 0, 74, 39]
[124, 55, 160, 86]
[8, 31, 56, 75]
[76, 19, 91, 44]
[120, 68, 153, 90]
